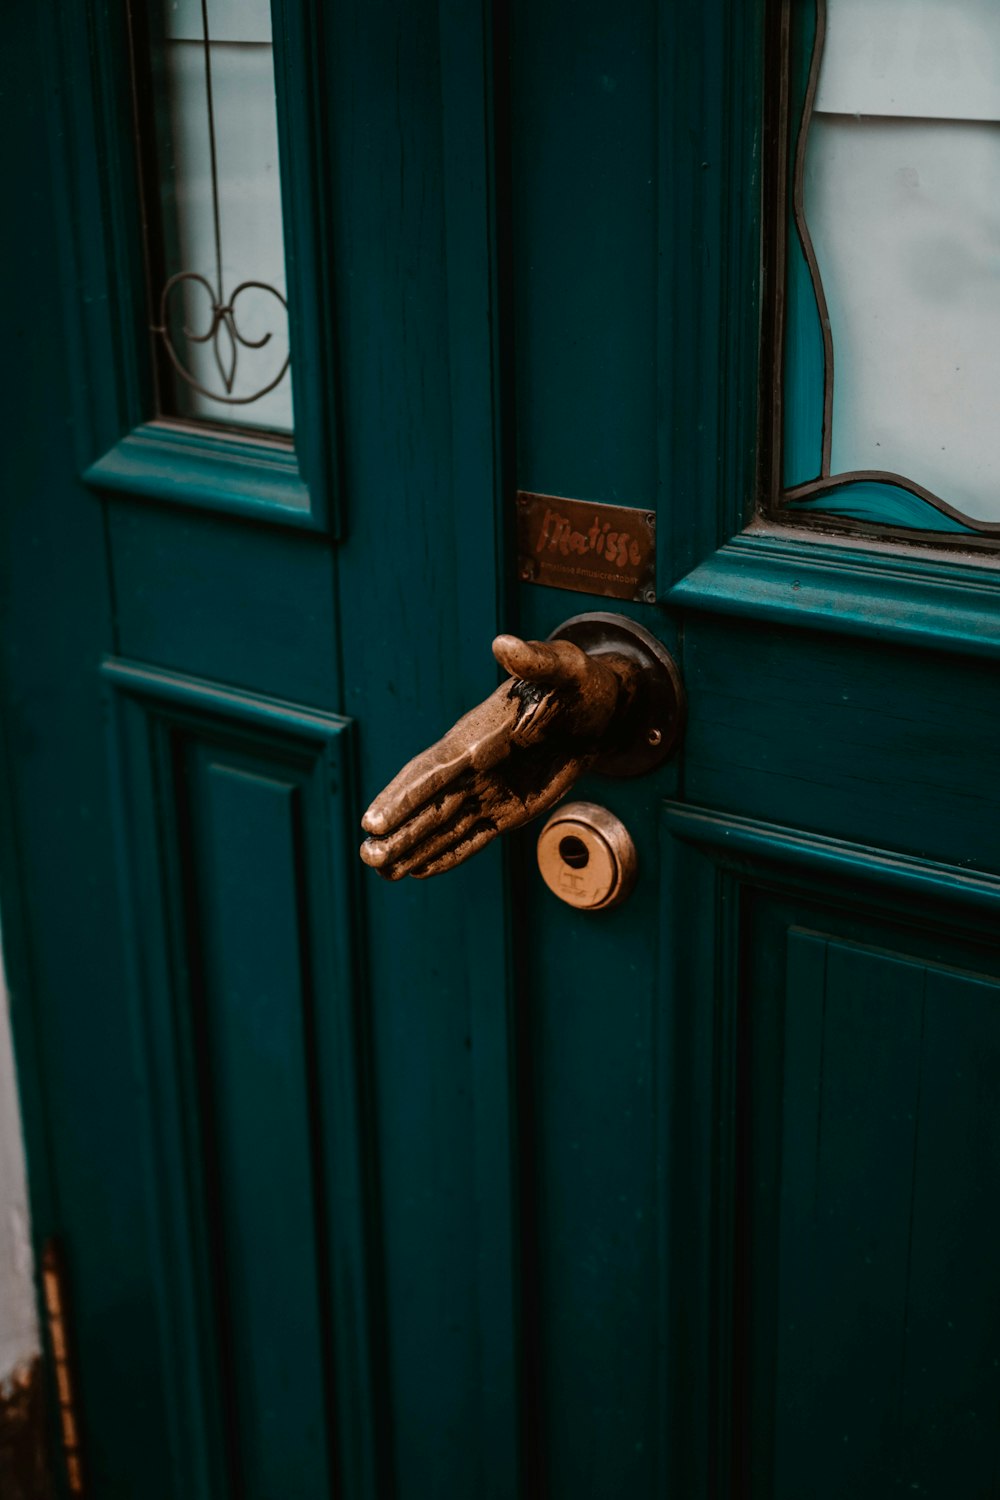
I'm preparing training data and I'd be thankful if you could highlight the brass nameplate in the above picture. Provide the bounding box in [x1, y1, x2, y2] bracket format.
[516, 491, 656, 602]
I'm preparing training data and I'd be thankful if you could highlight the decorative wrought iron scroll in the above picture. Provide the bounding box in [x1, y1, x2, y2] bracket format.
[151, 0, 290, 407]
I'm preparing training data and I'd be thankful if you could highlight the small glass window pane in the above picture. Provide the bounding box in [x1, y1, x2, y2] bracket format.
[780, 0, 1000, 536]
[806, 115, 1000, 523]
[133, 0, 293, 435]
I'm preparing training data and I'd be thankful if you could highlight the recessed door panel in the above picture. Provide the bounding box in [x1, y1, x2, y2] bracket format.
[772, 932, 1000, 1497]
[683, 616, 1000, 870]
[182, 757, 329, 1499]
[662, 805, 1000, 1497]
[107, 503, 340, 708]
[103, 661, 378, 1499]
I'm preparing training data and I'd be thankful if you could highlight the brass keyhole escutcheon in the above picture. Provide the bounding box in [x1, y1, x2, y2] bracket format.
[536, 801, 638, 911]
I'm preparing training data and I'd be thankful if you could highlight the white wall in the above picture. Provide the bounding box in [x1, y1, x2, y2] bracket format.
[0, 943, 38, 1383]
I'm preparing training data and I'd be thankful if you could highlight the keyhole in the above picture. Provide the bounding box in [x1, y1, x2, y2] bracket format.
[559, 835, 590, 869]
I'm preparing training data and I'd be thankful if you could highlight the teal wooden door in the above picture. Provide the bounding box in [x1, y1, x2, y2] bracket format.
[3, 2, 1000, 1498]
[2, 2, 513, 1496]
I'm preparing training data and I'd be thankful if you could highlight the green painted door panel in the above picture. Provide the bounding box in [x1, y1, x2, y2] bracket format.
[771, 933, 1000, 1497]
[189, 759, 332, 1498]
[664, 810, 1000, 1497]
[3, 0, 999, 1497]
[4, 0, 514, 1495]
[683, 616, 1000, 869]
[106, 504, 341, 709]
[102, 661, 375, 1498]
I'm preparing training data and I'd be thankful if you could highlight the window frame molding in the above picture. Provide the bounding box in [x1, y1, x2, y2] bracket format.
[43, 0, 340, 532]
[657, 0, 1000, 655]
[762, 0, 1000, 550]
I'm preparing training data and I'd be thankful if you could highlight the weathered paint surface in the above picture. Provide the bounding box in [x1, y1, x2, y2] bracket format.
[0, 956, 37, 1384]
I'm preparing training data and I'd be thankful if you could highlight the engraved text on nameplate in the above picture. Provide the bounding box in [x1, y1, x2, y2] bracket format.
[516, 492, 656, 602]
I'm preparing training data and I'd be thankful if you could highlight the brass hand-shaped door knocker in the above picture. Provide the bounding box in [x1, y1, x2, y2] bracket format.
[359, 612, 683, 881]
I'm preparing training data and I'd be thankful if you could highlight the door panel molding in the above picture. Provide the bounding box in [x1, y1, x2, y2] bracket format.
[769, 929, 1000, 1497]
[671, 530, 1000, 661]
[682, 615, 1000, 876]
[659, 802, 1000, 1497]
[101, 658, 385, 1499]
[665, 803, 1000, 919]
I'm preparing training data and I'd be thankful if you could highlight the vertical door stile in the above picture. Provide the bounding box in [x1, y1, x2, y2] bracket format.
[437, 0, 522, 1494]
